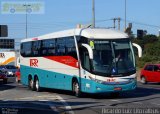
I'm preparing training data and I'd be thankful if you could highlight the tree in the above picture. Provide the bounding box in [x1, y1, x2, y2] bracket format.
[132, 34, 160, 68]
[144, 42, 160, 56]
[142, 34, 158, 44]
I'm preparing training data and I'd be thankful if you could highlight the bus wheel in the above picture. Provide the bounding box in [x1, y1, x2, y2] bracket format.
[72, 80, 81, 97]
[35, 78, 41, 92]
[29, 78, 35, 91]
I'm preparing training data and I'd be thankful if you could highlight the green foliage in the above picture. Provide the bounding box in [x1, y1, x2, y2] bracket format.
[132, 34, 158, 50]
[133, 34, 160, 68]
[144, 42, 160, 56]
[142, 34, 158, 44]
[137, 55, 160, 68]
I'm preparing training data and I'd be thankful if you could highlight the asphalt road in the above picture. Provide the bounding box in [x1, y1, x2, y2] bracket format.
[0, 78, 160, 114]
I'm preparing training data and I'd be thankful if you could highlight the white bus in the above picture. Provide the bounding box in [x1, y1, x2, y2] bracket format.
[20, 28, 141, 97]
[0, 51, 20, 67]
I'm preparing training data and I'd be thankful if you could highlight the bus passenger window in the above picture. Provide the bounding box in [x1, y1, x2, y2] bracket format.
[41, 39, 56, 56]
[32, 41, 41, 56]
[66, 37, 77, 59]
[21, 42, 32, 57]
[56, 38, 65, 56]
[20, 44, 25, 56]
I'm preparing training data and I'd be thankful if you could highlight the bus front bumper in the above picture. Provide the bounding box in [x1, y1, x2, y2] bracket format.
[81, 79, 137, 94]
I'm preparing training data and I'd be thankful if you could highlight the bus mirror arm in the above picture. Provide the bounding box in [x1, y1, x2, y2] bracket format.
[81, 43, 93, 59]
[132, 43, 142, 58]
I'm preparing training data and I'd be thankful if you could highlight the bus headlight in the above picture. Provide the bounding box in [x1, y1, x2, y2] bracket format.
[95, 79, 104, 84]
[89, 76, 104, 84]
[129, 77, 137, 82]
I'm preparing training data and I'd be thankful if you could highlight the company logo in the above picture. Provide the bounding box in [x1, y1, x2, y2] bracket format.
[30, 59, 38, 67]
[0, 53, 5, 58]
[106, 78, 116, 82]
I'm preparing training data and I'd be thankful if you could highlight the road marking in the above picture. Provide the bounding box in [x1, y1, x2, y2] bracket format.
[110, 100, 120, 102]
[0, 90, 10, 95]
[18, 95, 58, 100]
[1, 97, 59, 113]
[1, 99, 10, 101]
[32, 101, 59, 112]
[37, 100, 49, 101]
[133, 102, 143, 104]
[18, 97, 35, 100]
[37, 95, 57, 98]
[151, 103, 160, 106]
[56, 95, 74, 114]
[2, 95, 74, 114]
[65, 103, 105, 109]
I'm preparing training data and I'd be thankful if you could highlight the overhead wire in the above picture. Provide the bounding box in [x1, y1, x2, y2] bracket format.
[120, 18, 160, 28]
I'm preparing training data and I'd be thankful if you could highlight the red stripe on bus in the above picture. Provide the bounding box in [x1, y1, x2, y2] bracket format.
[44, 56, 79, 68]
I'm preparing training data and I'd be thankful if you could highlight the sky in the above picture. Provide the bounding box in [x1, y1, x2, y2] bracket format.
[0, 0, 160, 47]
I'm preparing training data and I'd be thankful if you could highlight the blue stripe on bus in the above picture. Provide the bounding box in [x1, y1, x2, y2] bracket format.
[20, 65, 136, 93]
[20, 65, 75, 90]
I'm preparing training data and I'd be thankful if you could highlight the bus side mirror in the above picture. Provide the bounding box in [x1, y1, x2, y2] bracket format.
[132, 43, 142, 58]
[81, 43, 93, 59]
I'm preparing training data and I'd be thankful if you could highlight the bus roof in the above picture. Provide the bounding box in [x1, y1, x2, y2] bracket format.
[21, 28, 128, 42]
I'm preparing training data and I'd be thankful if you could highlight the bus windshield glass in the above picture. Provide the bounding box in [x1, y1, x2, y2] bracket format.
[91, 39, 135, 77]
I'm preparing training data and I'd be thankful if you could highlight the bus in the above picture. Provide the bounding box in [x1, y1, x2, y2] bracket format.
[20, 28, 141, 97]
[0, 51, 20, 68]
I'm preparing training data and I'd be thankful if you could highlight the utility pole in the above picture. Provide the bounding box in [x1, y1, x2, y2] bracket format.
[92, 0, 95, 28]
[112, 17, 121, 30]
[118, 17, 121, 30]
[23, 4, 31, 38]
[113, 18, 116, 29]
[125, 0, 127, 30]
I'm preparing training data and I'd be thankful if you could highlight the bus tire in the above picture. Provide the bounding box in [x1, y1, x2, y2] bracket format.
[35, 77, 41, 92]
[72, 80, 81, 97]
[28, 78, 35, 91]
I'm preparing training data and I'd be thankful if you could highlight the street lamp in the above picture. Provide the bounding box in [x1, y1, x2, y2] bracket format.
[23, 4, 31, 38]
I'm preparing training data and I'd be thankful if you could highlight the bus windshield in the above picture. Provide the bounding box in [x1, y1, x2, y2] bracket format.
[91, 39, 135, 77]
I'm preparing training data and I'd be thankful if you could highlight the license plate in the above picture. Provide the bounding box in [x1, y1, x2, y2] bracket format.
[114, 87, 122, 91]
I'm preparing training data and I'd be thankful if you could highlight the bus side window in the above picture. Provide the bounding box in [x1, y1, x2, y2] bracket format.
[56, 38, 66, 56]
[66, 37, 77, 59]
[48, 39, 56, 56]
[41, 39, 56, 56]
[20, 43, 25, 57]
[32, 41, 41, 56]
[41, 40, 48, 56]
[21, 42, 32, 57]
